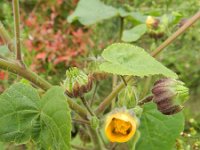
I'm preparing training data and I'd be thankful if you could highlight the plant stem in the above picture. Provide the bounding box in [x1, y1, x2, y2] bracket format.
[138, 95, 154, 106]
[120, 75, 127, 86]
[13, 0, 24, 66]
[151, 11, 200, 57]
[88, 127, 102, 150]
[96, 11, 200, 115]
[72, 118, 90, 125]
[0, 22, 15, 52]
[98, 129, 107, 149]
[67, 98, 88, 119]
[0, 58, 51, 90]
[80, 96, 95, 116]
[0, 58, 88, 119]
[95, 76, 133, 115]
[90, 82, 98, 106]
[119, 17, 124, 40]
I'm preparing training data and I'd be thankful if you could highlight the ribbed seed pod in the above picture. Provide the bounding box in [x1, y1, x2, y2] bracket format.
[152, 78, 189, 115]
[64, 67, 93, 98]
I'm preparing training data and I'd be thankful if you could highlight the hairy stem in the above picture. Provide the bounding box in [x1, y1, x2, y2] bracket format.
[72, 118, 90, 125]
[96, 11, 200, 115]
[0, 22, 15, 52]
[138, 95, 154, 106]
[0, 58, 51, 90]
[95, 76, 133, 115]
[90, 82, 98, 106]
[88, 127, 102, 150]
[0, 58, 88, 119]
[120, 75, 127, 86]
[80, 96, 95, 116]
[13, 0, 24, 65]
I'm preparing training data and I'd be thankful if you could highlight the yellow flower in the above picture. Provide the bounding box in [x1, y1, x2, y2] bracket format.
[146, 16, 156, 28]
[104, 109, 138, 143]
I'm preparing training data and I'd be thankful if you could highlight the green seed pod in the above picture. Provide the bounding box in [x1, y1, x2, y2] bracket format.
[63, 67, 93, 98]
[152, 78, 189, 115]
[90, 116, 100, 129]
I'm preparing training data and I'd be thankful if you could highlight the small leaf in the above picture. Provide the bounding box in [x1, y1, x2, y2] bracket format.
[39, 86, 71, 150]
[100, 43, 178, 78]
[67, 0, 118, 25]
[122, 24, 147, 42]
[0, 83, 40, 143]
[136, 103, 184, 150]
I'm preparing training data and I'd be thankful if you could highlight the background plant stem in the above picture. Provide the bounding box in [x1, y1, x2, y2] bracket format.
[13, 0, 24, 66]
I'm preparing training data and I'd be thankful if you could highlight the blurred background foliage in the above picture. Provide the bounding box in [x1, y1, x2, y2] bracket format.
[0, 0, 200, 149]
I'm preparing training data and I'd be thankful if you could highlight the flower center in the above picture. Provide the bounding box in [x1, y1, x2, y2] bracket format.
[112, 118, 132, 135]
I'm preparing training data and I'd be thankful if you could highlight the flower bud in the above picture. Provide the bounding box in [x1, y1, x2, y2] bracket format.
[146, 16, 165, 39]
[146, 16, 160, 29]
[152, 78, 189, 115]
[104, 108, 139, 143]
[64, 67, 93, 98]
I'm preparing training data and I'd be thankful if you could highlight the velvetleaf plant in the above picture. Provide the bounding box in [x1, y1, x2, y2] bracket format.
[0, 0, 200, 150]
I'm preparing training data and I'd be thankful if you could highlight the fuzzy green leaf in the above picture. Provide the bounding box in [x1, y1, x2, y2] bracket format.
[0, 83, 40, 143]
[0, 84, 72, 149]
[100, 43, 178, 78]
[39, 86, 71, 150]
[67, 0, 118, 25]
[122, 24, 147, 42]
[136, 103, 184, 150]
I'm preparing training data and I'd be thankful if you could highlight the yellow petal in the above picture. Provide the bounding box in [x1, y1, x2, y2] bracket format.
[105, 111, 137, 143]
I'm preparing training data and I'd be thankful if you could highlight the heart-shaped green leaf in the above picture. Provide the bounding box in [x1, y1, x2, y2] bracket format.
[0, 83, 40, 143]
[39, 86, 71, 150]
[100, 43, 178, 78]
